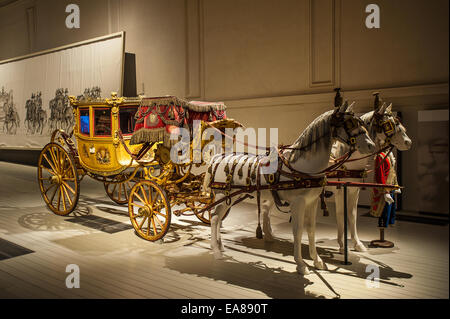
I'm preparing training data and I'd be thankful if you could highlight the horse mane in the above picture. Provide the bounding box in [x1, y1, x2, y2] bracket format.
[289, 110, 333, 161]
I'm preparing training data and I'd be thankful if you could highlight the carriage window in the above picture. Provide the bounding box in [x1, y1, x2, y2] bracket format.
[119, 106, 138, 135]
[79, 109, 90, 135]
[94, 108, 112, 136]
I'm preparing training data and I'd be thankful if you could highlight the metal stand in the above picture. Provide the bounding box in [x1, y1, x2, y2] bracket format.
[370, 228, 394, 248]
[341, 184, 352, 265]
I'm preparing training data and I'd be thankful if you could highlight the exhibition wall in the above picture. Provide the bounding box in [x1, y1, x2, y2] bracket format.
[0, 0, 448, 213]
[0, 32, 124, 149]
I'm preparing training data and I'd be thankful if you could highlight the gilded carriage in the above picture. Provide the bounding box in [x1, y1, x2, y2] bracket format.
[37, 93, 242, 241]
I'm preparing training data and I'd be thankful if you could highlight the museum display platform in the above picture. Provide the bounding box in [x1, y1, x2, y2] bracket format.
[0, 161, 447, 299]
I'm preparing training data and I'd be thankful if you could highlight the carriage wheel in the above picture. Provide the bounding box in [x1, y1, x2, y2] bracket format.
[104, 175, 134, 205]
[128, 180, 171, 241]
[192, 201, 230, 225]
[37, 143, 80, 216]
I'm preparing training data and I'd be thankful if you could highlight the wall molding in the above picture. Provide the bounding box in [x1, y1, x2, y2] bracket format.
[308, 0, 340, 88]
[26, 6, 36, 52]
[224, 82, 449, 110]
[185, 0, 204, 99]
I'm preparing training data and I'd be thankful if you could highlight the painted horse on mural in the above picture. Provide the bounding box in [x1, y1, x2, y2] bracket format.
[1, 90, 20, 135]
[24, 92, 47, 135]
[325, 93, 412, 253]
[204, 100, 376, 275]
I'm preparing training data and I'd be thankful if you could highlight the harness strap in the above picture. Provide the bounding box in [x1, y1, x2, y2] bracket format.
[326, 169, 368, 179]
[209, 153, 227, 187]
[256, 162, 263, 239]
[263, 160, 290, 211]
[237, 155, 249, 178]
[247, 156, 257, 184]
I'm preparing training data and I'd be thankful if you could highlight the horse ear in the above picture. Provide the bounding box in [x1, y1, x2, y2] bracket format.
[378, 102, 387, 115]
[386, 103, 393, 113]
[338, 100, 348, 113]
[347, 101, 355, 113]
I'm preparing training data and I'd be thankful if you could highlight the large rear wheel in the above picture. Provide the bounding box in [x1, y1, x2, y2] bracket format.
[37, 143, 80, 215]
[104, 173, 134, 205]
[128, 180, 171, 241]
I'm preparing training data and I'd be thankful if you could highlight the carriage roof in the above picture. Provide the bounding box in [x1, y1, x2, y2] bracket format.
[130, 95, 229, 147]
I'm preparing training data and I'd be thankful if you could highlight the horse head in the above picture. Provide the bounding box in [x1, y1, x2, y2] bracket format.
[331, 100, 375, 155]
[370, 102, 412, 151]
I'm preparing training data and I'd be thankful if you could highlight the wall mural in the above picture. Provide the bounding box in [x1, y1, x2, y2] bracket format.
[0, 33, 124, 149]
[24, 91, 46, 135]
[0, 87, 20, 135]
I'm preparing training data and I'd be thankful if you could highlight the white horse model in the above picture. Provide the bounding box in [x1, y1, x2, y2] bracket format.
[326, 102, 412, 253]
[204, 101, 376, 275]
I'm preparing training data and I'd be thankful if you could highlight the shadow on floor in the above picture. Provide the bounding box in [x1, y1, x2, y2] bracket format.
[231, 236, 412, 285]
[165, 251, 324, 299]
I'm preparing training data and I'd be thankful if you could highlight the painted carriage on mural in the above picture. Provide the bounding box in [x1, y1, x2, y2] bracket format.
[37, 93, 242, 241]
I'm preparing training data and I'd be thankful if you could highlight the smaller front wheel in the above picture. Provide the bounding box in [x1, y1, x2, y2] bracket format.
[128, 180, 171, 241]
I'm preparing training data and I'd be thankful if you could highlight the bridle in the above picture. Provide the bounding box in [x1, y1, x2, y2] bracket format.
[332, 112, 404, 167]
[372, 112, 401, 147]
[330, 112, 367, 152]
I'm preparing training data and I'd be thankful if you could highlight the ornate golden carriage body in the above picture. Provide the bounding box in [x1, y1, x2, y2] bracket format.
[71, 94, 144, 176]
[37, 93, 241, 241]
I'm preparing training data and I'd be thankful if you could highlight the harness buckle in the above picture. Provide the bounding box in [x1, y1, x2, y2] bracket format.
[383, 120, 395, 136]
[349, 136, 356, 145]
[268, 174, 275, 184]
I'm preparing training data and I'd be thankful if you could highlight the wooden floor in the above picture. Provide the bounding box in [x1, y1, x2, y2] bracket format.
[0, 161, 448, 299]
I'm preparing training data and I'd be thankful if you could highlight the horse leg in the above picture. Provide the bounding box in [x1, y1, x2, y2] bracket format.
[305, 198, 325, 270]
[210, 193, 228, 259]
[334, 187, 346, 253]
[262, 199, 275, 242]
[291, 200, 309, 275]
[348, 188, 367, 252]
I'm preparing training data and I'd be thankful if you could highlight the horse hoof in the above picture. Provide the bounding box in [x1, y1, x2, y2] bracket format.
[339, 247, 344, 254]
[354, 243, 367, 252]
[296, 265, 310, 275]
[213, 251, 225, 260]
[264, 234, 275, 243]
[314, 259, 326, 270]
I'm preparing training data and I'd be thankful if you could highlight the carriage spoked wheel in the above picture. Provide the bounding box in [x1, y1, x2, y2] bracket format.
[104, 174, 135, 205]
[37, 142, 80, 216]
[128, 180, 171, 241]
